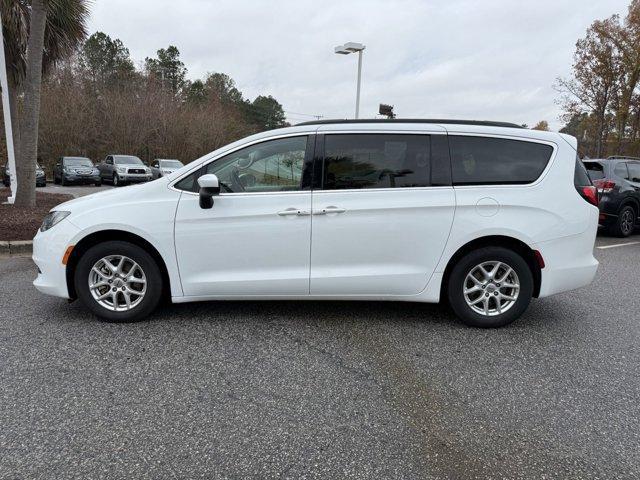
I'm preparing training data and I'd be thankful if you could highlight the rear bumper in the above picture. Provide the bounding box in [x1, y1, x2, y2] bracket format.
[534, 210, 599, 298]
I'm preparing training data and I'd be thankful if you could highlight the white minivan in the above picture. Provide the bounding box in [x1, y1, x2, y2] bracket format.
[32, 120, 599, 327]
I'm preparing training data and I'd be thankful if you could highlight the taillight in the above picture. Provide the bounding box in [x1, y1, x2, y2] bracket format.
[580, 185, 598, 206]
[592, 179, 615, 194]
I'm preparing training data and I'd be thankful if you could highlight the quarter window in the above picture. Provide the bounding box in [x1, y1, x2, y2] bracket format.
[449, 136, 553, 185]
[322, 134, 431, 190]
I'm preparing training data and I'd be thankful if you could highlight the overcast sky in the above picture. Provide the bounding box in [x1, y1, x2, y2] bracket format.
[88, 0, 630, 130]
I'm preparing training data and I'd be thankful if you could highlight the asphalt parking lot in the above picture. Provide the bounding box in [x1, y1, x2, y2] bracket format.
[39, 183, 114, 198]
[0, 235, 639, 479]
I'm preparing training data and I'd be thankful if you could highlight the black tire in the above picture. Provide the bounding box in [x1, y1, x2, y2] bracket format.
[61, 175, 68, 186]
[447, 247, 534, 328]
[95, 180, 102, 186]
[74, 241, 163, 322]
[113, 173, 121, 187]
[608, 205, 636, 237]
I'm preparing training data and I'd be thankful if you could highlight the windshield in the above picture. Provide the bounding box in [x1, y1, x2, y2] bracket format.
[115, 156, 143, 165]
[160, 160, 183, 168]
[64, 157, 93, 167]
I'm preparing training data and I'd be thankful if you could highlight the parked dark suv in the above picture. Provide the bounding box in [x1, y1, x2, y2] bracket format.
[583, 156, 640, 237]
[53, 156, 101, 186]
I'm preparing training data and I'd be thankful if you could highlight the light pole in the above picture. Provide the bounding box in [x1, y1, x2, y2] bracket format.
[335, 42, 365, 119]
[0, 9, 17, 204]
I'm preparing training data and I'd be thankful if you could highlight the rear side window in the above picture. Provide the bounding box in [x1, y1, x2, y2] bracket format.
[449, 136, 553, 185]
[584, 161, 605, 180]
[322, 134, 431, 190]
[628, 162, 640, 182]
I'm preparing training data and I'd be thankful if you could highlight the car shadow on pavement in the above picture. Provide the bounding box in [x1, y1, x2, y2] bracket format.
[50, 295, 569, 332]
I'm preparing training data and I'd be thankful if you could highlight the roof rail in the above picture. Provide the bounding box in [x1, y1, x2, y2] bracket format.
[607, 155, 640, 161]
[296, 118, 525, 129]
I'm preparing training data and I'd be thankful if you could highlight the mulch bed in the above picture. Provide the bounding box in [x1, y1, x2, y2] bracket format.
[0, 188, 73, 241]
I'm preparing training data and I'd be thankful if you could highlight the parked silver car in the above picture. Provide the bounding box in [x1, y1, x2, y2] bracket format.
[150, 159, 184, 179]
[97, 155, 152, 187]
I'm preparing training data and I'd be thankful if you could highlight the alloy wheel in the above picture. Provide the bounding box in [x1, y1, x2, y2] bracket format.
[88, 255, 147, 311]
[621, 209, 634, 236]
[463, 261, 520, 316]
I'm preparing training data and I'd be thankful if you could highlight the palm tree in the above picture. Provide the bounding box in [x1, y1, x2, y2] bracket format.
[1, 0, 89, 207]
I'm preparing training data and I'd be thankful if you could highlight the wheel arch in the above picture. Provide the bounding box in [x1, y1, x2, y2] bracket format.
[66, 229, 172, 301]
[440, 235, 542, 300]
[619, 197, 639, 217]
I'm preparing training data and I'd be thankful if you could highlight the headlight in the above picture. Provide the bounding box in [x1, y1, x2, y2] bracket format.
[41, 211, 71, 232]
[116, 167, 126, 173]
[92, 168, 99, 174]
[145, 167, 151, 173]
[161, 169, 170, 175]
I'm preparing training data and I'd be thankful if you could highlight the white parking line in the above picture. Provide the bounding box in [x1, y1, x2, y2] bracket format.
[597, 241, 640, 250]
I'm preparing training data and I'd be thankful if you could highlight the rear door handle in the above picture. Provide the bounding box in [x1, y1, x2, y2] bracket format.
[313, 206, 346, 215]
[278, 208, 310, 216]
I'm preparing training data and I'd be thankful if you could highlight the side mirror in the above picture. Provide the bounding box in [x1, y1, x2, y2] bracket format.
[197, 174, 220, 209]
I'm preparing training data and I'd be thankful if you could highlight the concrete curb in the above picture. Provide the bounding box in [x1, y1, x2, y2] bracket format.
[0, 240, 33, 255]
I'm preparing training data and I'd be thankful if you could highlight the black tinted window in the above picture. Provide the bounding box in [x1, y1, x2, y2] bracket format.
[323, 134, 431, 190]
[575, 157, 592, 186]
[584, 161, 605, 180]
[174, 170, 200, 192]
[450, 136, 553, 185]
[628, 162, 640, 182]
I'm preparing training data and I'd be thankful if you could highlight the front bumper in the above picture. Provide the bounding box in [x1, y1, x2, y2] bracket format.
[64, 174, 101, 184]
[32, 220, 81, 299]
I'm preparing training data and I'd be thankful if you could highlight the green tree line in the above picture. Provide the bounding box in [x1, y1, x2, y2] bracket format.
[557, 0, 640, 158]
[1, 25, 289, 198]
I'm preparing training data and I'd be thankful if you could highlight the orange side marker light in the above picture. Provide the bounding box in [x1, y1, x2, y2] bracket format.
[62, 245, 75, 265]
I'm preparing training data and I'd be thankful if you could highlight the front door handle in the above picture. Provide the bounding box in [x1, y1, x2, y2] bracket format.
[278, 208, 310, 216]
[313, 206, 346, 215]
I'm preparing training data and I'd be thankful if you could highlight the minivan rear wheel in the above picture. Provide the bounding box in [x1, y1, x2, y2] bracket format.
[74, 241, 163, 322]
[447, 247, 533, 328]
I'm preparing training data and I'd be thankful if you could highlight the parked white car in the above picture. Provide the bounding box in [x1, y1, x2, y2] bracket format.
[150, 159, 184, 179]
[32, 120, 599, 327]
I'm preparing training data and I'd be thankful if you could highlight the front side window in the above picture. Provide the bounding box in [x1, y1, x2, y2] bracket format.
[450, 136, 553, 185]
[322, 134, 431, 190]
[205, 136, 307, 193]
[175, 136, 308, 193]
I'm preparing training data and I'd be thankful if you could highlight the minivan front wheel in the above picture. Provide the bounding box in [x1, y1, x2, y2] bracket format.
[447, 247, 533, 328]
[74, 241, 163, 322]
